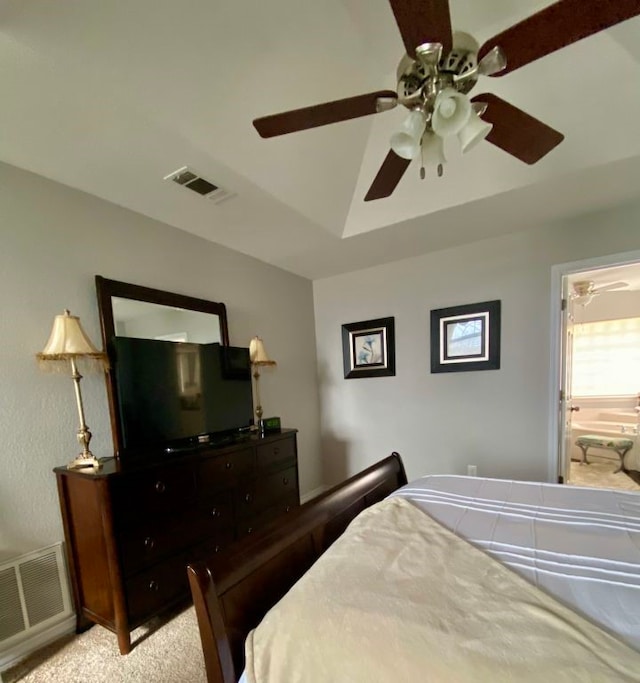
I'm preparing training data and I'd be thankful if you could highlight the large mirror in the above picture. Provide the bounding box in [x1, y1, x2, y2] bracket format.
[95, 275, 229, 457]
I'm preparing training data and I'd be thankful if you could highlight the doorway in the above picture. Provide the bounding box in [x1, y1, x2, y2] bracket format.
[550, 250, 640, 491]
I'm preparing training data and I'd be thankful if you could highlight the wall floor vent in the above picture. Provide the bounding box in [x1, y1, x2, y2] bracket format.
[0, 543, 73, 668]
[164, 166, 235, 205]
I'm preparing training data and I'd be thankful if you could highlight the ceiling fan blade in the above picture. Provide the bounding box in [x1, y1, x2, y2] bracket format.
[253, 90, 397, 138]
[364, 150, 411, 201]
[595, 281, 628, 293]
[388, 0, 452, 56]
[472, 93, 564, 164]
[479, 0, 640, 76]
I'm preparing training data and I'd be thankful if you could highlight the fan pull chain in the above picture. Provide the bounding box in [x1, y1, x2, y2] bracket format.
[420, 141, 425, 180]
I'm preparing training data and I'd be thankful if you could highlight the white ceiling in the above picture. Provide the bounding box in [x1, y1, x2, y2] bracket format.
[2, 0, 640, 280]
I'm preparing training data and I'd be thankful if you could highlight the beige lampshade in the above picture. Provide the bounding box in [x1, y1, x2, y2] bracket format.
[37, 310, 108, 371]
[249, 336, 276, 367]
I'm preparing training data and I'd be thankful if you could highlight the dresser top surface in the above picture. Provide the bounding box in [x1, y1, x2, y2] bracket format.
[53, 429, 297, 479]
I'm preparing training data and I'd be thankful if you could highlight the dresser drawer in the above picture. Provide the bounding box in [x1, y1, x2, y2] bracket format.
[255, 466, 298, 509]
[118, 491, 232, 575]
[235, 466, 298, 519]
[236, 491, 299, 539]
[126, 554, 190, 626]
[197, 447, 254, 492]
[256, 436, 296, 473]
[111, 464, 195, 520]
[190, 530, 235, 561]
[195, 489, 234, 528]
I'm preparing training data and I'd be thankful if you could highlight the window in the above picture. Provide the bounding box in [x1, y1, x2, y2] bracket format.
[572, 317, 640, 396]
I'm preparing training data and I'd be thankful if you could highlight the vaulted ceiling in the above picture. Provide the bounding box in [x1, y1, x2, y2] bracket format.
[2, 0, 640, 279]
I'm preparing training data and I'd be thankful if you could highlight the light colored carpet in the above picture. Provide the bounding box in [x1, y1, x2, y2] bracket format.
[569, 458, 640, 491]
[2, 605, 206, 683]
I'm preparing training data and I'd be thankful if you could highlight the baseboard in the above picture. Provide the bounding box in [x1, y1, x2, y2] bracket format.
[300, 485, 328, 505]
[0, 614, 76, 672]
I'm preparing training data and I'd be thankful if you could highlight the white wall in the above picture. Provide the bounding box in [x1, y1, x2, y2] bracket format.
[0, 161, 321, 559]
[313, 199, 640, 486]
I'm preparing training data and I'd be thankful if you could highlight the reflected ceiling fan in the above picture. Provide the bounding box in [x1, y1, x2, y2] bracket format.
[570, 280, 629, 306]
[252, 0, 640, 201]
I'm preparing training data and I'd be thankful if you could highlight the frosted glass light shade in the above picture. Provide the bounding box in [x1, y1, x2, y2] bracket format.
[390, 109, 427, 160]
[421, 132, 447, 165]
[431, 89, 471, 137]
[249, 336, 276, 366]
[458, 109, 493, 154]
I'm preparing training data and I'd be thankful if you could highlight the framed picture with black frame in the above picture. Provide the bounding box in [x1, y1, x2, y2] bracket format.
[430, 300, 501, 373]
[341, 316, 395, 379]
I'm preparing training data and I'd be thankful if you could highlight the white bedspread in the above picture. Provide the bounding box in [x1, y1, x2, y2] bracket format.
[391, 475, 640, 651]
[244, 496, 640, 682]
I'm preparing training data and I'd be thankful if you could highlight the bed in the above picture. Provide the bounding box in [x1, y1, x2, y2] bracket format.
[187, 454, 640, 682]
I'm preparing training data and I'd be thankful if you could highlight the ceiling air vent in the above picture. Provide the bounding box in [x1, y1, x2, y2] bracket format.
[164, 166, 235, 205]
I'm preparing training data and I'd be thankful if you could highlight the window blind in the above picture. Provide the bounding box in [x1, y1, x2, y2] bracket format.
[571, 317, 640, 397]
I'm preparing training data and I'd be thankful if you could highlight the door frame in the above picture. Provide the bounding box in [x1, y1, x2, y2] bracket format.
[547, 248, 640, 482]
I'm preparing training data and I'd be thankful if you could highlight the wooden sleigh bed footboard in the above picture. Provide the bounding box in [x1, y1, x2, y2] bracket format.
[187, 452, 407, 683]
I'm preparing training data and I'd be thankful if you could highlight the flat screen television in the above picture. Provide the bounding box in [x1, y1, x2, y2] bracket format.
[113, 337, 253, 454]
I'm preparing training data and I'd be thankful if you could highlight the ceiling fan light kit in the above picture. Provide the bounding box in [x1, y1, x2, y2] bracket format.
[421, 132, 447, 166]
[431, 88, 472, 138]
[390, 109, 427, 160]
[458, 109, 493, 154]
[252, 0, 640, 201]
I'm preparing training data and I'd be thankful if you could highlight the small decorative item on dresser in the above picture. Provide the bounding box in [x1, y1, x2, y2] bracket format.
[261, 416, 282, 433]
[36, 309, 109, 470]
[249, 336, 277, 428]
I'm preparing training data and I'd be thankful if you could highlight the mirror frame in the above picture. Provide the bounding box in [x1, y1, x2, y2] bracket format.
[95, 275, 230, 458]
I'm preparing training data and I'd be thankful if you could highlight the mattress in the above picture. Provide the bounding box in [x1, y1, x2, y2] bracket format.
[244, 495, 640, 682]
[240, 475, 640, 682]
[391, 475, 640, 651]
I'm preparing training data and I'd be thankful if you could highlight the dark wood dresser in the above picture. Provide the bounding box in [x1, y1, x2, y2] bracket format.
[54, 429, 299, 654]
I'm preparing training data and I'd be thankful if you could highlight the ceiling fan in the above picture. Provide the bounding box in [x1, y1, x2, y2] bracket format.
[570, 280, 629, 306]
[252, 0, 640, 201]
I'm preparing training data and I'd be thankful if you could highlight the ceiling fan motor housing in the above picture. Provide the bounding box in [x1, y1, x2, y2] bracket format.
[397, 43, 478, 113]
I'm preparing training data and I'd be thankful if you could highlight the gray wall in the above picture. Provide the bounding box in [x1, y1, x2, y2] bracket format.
[313, 199, 640, 487]
[0, 161, 321, 559]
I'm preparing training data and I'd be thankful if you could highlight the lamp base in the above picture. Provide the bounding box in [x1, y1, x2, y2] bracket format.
[67, 454, 102, 470]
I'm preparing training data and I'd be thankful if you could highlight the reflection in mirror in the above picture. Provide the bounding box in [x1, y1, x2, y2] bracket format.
[111, 297, 222, 343]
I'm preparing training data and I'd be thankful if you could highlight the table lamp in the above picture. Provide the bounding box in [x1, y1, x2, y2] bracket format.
[249, 336, 276, 428]
[37, 309, 109, 470]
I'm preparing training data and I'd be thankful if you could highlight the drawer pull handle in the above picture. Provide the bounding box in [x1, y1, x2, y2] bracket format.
[225, 462, 233, 470]
[211, 507, 220, 517]
[144, 536, 155, 550]
[283, 477, 289, 485]
[244, 493, 252, 503]
[285, 505, 291, 513]
[214, 545, 220, 553]
[155, 481, 166, 493]
[149, 580, 159, 592]
[247, 527, 253, 535]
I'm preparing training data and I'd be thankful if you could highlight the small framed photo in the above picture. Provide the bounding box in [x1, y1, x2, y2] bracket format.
[430, 300, 500, 373]
[341, 317, 395, 379]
